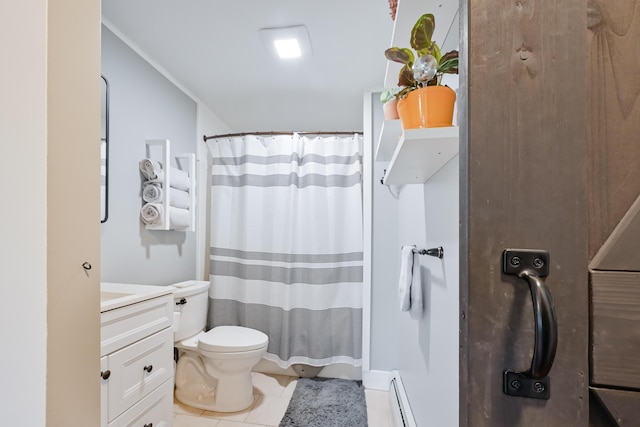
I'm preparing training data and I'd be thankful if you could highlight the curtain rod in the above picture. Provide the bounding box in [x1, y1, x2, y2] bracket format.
[203, 130, 362, 142]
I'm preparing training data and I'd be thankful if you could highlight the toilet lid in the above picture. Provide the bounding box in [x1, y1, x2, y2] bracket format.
[198, 326, 268, 352]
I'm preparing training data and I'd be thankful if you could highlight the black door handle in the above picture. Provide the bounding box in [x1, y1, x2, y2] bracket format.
[502, 249, 558, 400]
[521, 271, 558, 379]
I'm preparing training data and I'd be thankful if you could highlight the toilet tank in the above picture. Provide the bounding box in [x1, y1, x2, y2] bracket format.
[172, 280, 210, 342]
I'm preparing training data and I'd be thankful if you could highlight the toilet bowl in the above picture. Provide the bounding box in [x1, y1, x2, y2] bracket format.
[171, 281, 268, 412]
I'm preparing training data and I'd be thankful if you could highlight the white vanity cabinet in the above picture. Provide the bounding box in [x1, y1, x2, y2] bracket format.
[100, 290, 174, 427]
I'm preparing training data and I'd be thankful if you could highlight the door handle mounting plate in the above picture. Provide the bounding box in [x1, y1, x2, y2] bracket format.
[503, 371, 550, 399]
[503, 249, 549, 277]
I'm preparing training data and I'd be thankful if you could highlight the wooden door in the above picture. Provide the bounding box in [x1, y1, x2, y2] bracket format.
[459, 0, 640, 425]
[459, 0, 590, 425]
[587, 0, 640, 424]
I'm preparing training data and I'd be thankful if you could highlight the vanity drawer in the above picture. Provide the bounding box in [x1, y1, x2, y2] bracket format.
[107, 327, 174, 421]
[101, 294, 173, 356]
[108, 378, 174, 427]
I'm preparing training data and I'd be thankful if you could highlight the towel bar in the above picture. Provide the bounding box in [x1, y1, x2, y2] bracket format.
[412, 246, 444, 259]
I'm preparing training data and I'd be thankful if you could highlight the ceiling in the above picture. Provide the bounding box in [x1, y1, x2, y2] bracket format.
[101, 0, 395, 133]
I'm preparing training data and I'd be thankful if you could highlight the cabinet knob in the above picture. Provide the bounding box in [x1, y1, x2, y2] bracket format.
[143, 365, 153, 373]
[176, 298, 187, 306]
[100, 370, 111, 380]
[82, 262, 92, 270]
[144, 424, 153, 427]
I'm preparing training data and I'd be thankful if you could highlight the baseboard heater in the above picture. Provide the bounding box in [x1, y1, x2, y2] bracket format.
[389, 372, 417, 427]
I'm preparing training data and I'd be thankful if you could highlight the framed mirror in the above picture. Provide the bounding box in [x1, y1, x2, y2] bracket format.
[101, 75, 109, 223]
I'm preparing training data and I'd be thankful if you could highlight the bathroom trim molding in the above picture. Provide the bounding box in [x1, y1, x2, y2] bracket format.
[362, 369, 392, 391]
[389, 371, 417, 427]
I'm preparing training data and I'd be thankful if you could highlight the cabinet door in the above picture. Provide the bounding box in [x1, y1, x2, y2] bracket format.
[108, 379, 174, 427]
[101, 356, 109, 427]
[108, 327, 173, 421]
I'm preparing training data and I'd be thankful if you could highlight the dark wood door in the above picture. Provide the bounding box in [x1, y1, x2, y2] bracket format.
[459, 0, 590, 425]
[459, 0, 640, 425]
[587, 0, 640, 423]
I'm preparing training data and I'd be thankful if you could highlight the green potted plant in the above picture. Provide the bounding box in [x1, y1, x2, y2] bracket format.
[380, 87, 401, 120]
[384, 13, 459, 128]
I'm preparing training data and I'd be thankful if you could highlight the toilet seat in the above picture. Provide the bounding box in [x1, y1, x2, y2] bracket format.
[198, 326, 268, 353]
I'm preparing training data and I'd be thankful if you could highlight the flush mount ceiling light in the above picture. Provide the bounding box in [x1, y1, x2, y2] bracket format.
[259, 25, 312, 60]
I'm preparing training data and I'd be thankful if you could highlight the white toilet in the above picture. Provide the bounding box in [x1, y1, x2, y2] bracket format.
[172, 280, 268, 412]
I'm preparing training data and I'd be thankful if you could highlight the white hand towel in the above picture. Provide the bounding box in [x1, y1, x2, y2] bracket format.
[409, 251, 423, 319]
[399, 246, 414, 312]
[142, 182, 163, 203]
[139, 158, 162, 180]
[140, 203, 163, 225]
[169, 206, 191, 229]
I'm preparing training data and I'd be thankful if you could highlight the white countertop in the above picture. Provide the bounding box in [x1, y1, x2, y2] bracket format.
[100, 282, 174, 312]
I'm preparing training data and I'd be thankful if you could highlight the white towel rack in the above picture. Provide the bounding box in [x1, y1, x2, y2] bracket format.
[143, 139, 196, 231]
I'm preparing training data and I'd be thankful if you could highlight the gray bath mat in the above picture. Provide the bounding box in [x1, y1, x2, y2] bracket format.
[279, 377, 368, 427]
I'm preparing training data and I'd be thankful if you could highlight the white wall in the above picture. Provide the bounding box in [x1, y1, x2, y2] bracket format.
[0, 3, 48, 425]
[100, 26, 199, 285]
[368, 83, 460, 424]
[369, 93, 401, 372]
[396, 158, 460, 426]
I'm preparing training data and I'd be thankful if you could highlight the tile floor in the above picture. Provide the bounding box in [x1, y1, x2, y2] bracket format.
[173, 372, 394, 427]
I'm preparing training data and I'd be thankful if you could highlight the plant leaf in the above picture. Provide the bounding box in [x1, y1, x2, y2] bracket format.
[385, 47, 414, 66]
[398, 65, 416, 87]
[438, 50, 459, 74]
[424, 42, 441, 63]
[411, 14, 435, 53]
[397, 86, 414, 99]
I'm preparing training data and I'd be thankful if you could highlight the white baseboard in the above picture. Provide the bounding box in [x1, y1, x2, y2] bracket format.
[362, 369, 393, 390]
[389, 370, 417, 427]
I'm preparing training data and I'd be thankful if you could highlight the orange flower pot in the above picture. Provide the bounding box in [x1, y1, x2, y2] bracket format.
[397, 86, 456, 129]
[382, 98, 399, 120]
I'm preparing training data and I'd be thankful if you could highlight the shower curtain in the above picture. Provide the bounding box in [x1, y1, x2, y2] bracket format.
[205, 133, 363, 368]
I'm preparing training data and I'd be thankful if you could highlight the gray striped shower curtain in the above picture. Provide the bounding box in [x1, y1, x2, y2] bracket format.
[205, 133, 363, 368]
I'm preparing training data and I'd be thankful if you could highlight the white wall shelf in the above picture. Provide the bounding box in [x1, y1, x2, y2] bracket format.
[375, 119, 402, 162]
[382, 126, 459, 185]
[378, 0, 461, 185]
[143, 139, 196, 231]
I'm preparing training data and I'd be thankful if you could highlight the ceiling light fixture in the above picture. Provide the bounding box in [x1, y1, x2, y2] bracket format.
[273, 38, 301, 59]
[259, 25, 312, 60]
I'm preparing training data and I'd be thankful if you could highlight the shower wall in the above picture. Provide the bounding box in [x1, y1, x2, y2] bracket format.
[100, 26, 198, 285]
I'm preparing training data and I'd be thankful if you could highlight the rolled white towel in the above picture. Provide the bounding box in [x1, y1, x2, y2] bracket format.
[139, 158, 162, 180]
[169, 188, 190, 209]
[146, 167, 190, 192]
[169, 206, 191, 229]
[142, 182, 190, 208]
[142, 182, 163, 203]
[140, 203, 163, 225]
[169, 168, 190, 192]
